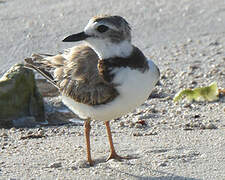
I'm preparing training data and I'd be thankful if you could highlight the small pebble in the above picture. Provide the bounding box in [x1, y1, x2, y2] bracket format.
[205, 123, 217, 130]
[128, 122, 135, 128]
[144, 131, 158, 136]
[134, 123, 144, 129]
[133, 132, 143, 136]
[193, 114, 200, 118]
[38, 130, 45, 136]
[119, 121, 125, 127]
[200, 124, 206, 129]
[27, 130, 33, 135]
[0, 132, 8, 137]
[10, 127, 16, 132]
[49, 162, 62, 168]
[159, 161, 168, 167]
[71, 166, 78, 170]
[75, 160, 91, 168]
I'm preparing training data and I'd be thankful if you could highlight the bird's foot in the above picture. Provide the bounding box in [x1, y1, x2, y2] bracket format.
[106, 151, 131, 161]
[87, 158, 94, 166]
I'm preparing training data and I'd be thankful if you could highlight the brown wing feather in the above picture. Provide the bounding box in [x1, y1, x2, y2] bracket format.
[24, 44, 118, 105]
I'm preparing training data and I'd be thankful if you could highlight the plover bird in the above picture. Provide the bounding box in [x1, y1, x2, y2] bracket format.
[25, 15, 160, 166]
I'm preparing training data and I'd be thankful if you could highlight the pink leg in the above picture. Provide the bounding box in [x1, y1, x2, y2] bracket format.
[84, 119, 94, 166]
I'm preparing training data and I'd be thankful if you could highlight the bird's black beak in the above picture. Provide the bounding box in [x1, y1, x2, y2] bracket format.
[62, 32, 90, 42]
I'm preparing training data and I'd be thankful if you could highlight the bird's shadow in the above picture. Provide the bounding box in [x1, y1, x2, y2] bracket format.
[107, 166, 201, 180]
[82, 152, 201, 180]
[80, 155, 140, 168]
[74, 153, 200, 180]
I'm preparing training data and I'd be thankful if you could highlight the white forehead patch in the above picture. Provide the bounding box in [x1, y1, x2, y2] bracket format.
[84, 19, 97, 35]
[84, 19, 118, 35]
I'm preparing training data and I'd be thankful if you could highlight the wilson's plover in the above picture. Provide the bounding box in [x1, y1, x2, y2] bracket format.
[25, 15, 160, 166]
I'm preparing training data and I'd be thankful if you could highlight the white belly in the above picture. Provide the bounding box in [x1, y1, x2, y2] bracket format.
[62, 60, 159, 121]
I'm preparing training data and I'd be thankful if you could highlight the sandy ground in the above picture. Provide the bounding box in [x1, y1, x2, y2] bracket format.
[1, 0, 225, 179]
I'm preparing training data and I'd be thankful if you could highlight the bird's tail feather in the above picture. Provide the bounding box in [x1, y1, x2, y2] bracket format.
[24, 54, 59, 89]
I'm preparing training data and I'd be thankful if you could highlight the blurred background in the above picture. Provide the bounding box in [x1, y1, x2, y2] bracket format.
[0, 0, 224, 76]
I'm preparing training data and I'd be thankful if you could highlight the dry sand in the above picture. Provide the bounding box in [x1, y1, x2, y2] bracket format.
[1, 0, 225, 179]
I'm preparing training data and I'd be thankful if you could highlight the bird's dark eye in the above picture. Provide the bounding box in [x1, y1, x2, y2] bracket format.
[97, 25, 109, 33]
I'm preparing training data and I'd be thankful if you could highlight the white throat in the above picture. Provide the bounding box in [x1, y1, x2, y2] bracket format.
[87, 40, 133, 59]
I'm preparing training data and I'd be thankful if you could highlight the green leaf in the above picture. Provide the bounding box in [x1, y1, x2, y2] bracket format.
[173, 82, 219, 102]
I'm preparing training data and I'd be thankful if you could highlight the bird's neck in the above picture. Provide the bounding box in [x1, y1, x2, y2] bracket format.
[88, 40, 133, 59]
